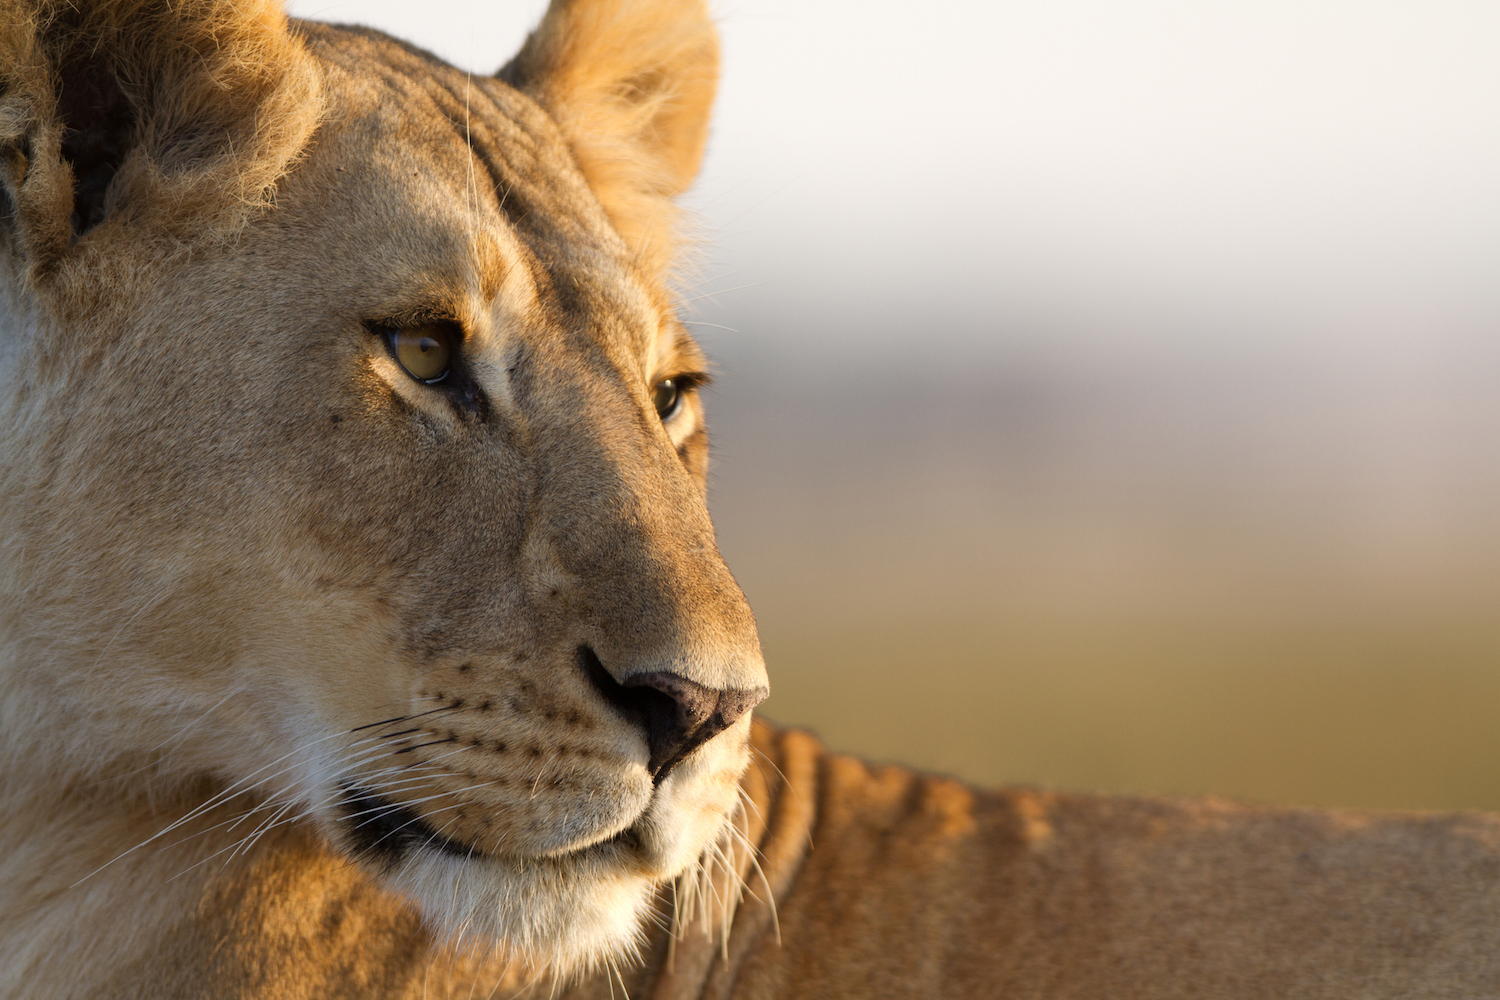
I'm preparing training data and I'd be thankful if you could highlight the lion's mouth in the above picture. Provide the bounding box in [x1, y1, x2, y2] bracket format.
[336, 782, 640, 866]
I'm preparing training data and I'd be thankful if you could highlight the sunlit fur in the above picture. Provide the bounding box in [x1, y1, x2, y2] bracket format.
[500, 0, 718, 279]
[0, 0, 766, 995]
[0, 0, 321, 260]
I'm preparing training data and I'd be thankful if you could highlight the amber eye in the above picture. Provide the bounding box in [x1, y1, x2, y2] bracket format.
[652, 378, 682, 420]
[386, 324, 453, 383]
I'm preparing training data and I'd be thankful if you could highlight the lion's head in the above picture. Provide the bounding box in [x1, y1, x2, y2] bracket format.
[0, 0, 765, 975]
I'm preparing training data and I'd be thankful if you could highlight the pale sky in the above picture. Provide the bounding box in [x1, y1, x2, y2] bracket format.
[286, 0, 1500, 364]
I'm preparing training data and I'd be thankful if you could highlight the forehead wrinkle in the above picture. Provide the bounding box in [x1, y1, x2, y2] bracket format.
[311, 25, 608, 254]
[398, 72, 645, 359]
[412, 64, 611, 262]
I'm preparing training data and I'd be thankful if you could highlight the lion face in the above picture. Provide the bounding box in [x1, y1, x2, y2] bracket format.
[0, 0, 761, 974]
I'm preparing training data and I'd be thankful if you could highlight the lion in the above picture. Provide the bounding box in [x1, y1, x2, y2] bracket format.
[1, 1, 1499, 997]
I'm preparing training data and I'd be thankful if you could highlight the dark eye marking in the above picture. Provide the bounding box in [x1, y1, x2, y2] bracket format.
[652, 378, 681, 420]
[376, 321, 459, 384]
[650, 371, 709, 423]
[366, 317, 487, 418]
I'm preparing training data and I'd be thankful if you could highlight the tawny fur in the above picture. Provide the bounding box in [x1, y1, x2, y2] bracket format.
[0, 0, 321, 266]
[3, 2, 1500, 998]
[500, 0, 718, 280]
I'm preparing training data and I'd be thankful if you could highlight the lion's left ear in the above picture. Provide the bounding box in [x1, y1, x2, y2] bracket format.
[499, 0, 718, 273]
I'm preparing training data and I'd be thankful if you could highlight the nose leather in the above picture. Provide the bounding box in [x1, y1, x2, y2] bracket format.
[580, 648, 768, 782]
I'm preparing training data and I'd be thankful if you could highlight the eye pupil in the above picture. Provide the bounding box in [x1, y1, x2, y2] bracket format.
[653, 379, 680, 419]
[387, 325, 453, 383]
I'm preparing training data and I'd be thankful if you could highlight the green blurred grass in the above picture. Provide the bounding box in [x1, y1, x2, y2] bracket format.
[754, 609, 1500, 811]
[703, 355, 1500, 813]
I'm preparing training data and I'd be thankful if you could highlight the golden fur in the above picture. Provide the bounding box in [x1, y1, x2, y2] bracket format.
[0, 0, 320, 261]
[4, 1, 1500, 998]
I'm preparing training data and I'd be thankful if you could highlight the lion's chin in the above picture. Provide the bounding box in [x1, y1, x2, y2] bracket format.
[322, 738, 751, 973]
[325, 786, 658, 973]
[381, 841, 660, 975]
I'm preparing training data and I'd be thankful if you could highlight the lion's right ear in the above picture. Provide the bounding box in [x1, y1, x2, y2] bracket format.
[499, 0, 719, 276]
[0, 0, 320, 272]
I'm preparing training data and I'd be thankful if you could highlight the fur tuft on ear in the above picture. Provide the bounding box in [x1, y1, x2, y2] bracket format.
[0, 0, 321, 269]
[499, 0, 718, 277]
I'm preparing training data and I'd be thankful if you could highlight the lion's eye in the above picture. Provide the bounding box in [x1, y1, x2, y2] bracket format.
[386, 325, 453, 383]
[652, 378, 682, 420]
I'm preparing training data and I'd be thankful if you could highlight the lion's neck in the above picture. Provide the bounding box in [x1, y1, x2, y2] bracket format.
[0, 770, 243, 997]
[0, 768, 494, 998]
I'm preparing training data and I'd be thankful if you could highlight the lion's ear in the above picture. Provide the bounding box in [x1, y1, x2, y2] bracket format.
[499, 0, 718, 273]
[0, 0, 319, 270]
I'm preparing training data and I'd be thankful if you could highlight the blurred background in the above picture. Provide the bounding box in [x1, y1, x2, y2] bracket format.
[290, 0, 1500, 810]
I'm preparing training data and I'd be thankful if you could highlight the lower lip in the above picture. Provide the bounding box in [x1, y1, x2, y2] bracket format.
[339, 781, 645, 864]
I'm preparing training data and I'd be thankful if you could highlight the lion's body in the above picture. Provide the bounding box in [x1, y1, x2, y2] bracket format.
[1, 1, 1498, 998]
[715, 724, 1500, 1000]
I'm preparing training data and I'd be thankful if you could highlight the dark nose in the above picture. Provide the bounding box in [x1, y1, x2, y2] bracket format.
[579, 647, 768, 783]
